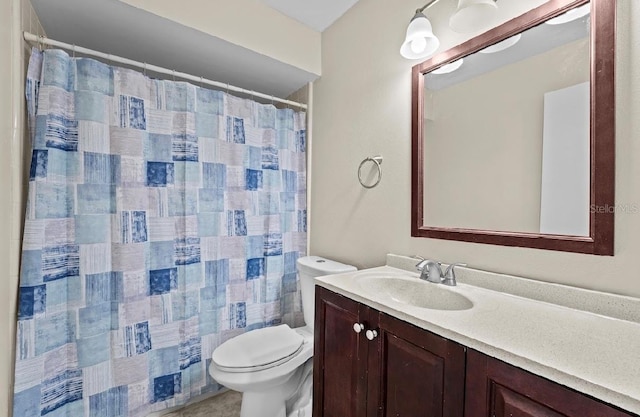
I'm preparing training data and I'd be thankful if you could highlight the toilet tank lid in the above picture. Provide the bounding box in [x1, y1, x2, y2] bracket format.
[296, 256, 357, 275]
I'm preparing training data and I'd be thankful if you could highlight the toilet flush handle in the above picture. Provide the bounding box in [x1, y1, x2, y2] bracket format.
[353, 323, 365, 333]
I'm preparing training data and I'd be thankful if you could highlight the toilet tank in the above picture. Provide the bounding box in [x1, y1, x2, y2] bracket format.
[296, 256, 357, 330]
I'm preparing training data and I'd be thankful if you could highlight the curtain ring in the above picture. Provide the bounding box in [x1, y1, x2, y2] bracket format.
[172, 69, 176, 82]
[72, 44, 76, 58]
[143, 62, 147, 76]
[199, 76, 204, 88]
[358, 156, 383, 189]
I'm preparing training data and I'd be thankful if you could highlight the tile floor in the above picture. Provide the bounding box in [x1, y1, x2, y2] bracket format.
[164, 390, 242, 417]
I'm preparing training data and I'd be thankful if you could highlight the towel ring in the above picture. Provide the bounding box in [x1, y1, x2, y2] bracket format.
[358, 156, 383, 189]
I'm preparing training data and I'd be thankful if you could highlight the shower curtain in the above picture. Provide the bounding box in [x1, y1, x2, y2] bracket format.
[13, 48, 307, 417]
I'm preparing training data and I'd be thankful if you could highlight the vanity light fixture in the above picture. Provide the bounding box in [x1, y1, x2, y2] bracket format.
[450, 0, 499, 33]
[478, 33, 522, 53]
[545, 3, 590, 25]
[431, 58, 464, 74]
[400, 3, 441, 60]
[401, 0, 500, 60]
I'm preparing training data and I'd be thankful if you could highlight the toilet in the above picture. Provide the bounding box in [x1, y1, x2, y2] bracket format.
[208, 256, 357, 417]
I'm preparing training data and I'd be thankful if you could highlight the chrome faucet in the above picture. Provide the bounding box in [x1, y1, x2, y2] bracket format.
[415, 259, 467, 286]
[415, 259, 443, 283]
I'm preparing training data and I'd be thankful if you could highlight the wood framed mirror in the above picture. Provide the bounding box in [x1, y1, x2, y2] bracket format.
[411, 0, 615, 255]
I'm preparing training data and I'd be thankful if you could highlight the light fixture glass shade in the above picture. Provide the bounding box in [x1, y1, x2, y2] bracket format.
[449, 0, 498, 34]
[400, 13, 440, 60]
[431, 58, 464, 74]
[545, 3, 590, 25]
[479, 33, 522, 54]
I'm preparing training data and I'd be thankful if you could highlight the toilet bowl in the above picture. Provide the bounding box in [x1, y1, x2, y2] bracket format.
[208, 256, 356, 417]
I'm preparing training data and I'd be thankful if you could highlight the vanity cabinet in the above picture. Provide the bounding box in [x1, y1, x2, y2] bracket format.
[313, 286, 466, 417]
[465, 349, 635, 417]
[313, 286, 369, 417]
[314, 287, 638, 417]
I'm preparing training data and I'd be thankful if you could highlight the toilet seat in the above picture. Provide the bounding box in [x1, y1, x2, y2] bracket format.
[212, 325, 305, 373]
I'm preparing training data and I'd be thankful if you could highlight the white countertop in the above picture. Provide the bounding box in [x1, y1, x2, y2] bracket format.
[315, 263, 640, 414]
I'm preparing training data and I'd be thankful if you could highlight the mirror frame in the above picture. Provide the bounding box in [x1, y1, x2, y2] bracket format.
[411, 0, 615, 255]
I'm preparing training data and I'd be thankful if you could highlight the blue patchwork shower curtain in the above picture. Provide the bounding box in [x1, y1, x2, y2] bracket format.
[14, 48, 307, 417]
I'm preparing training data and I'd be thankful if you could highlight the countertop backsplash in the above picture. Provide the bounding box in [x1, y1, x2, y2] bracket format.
[387, 254, 640, 324]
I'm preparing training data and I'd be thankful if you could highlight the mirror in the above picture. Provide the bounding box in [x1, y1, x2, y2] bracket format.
[411, 0, 615, 255]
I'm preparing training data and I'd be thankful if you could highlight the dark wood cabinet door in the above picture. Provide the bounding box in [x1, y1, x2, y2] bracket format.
[314, 287, 370, 417]
[367, 312, 466, 417]
[465, 349, 638, 417]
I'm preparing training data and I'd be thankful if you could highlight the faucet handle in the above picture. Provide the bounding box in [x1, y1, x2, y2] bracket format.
[443, 263, 467, 286]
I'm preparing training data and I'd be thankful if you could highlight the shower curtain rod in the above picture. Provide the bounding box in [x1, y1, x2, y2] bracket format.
[23, 31, 308, 110]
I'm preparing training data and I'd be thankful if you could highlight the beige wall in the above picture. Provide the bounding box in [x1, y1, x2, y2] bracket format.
[311, 0, 640, 298]
[425, 38, 590, 233]
[0, 1, 46, 415]
[0, 2, 13, 413]
[119, 0, 321, 76]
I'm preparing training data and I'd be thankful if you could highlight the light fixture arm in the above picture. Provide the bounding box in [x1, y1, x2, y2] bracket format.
[415, 0, 441, 15]
[415, 0, 497, 15]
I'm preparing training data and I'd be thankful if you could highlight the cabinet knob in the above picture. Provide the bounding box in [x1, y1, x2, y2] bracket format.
[365, 329, 378, 340]
[353, 323, 365, 333]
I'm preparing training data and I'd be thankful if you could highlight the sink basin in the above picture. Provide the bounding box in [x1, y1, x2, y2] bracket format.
[356, 275, 473, 311]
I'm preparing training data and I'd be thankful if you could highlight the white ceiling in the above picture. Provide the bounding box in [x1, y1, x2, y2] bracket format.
[260, 0, 360, 32]
[30, 0, 346, 100]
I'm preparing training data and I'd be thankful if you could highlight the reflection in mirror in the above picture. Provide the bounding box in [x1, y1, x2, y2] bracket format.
[423, 2, 590, 236]
[411, 0, 616, 255]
